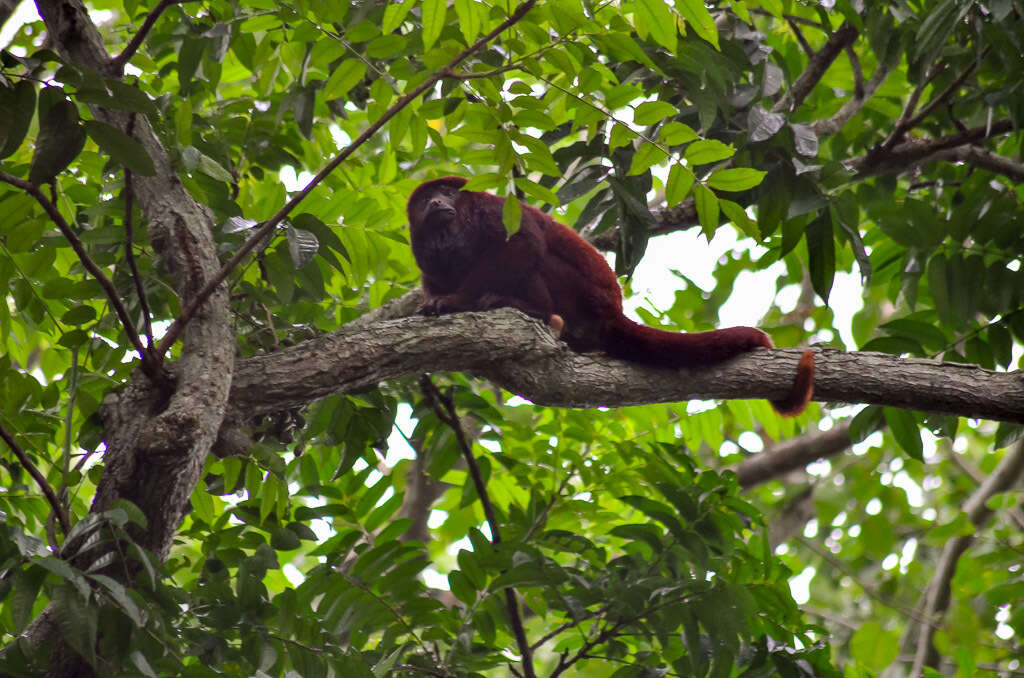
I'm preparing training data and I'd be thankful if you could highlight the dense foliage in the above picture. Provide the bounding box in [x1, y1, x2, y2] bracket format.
[1, 1, 1023, 676]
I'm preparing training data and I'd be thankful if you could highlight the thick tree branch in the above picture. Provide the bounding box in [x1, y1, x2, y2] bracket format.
[931, 145, 1024, 184]
[0, 422, 71, 537]
[908, 439, 1024, 677]
[156, 0, 540, 357]
[772, 22, 859, 114]
[228, 309, 1024, 424]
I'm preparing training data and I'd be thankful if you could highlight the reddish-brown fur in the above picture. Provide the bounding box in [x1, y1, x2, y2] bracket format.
[407, 176, 814, 416]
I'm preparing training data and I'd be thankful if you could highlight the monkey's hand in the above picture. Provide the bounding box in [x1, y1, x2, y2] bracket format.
[417, 294, 469, 316]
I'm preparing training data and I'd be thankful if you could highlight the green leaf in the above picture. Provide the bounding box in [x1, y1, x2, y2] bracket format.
[323, 60, 366, 101]
[129, 650, 159, 678]
[693, 183, 719, 240]
[659, 121, 698, 145]
[514, 177, 560, 206]
[675, 0, 719, 48]
[182, 146, 233, 182]
[11, 566, 46, 632]
[421, 0, 447, 51]
[635, 0, 677, 50]
[53, 583, 98, 668]
[0, 80, 36, 159]
[850, 621, 900, 670]
[633, 100, 677, 126]
[805, 214, 835, 304]
[707, 167, 766, 192]
[627, 143, 669, 175]
[84, 120, 156, 176]
[719, 199, 757, 239]
[60, 306, 97, 326]
[684, 139, 734, 165]
[382, 0, 416, 33]
[271, 527, 302, 550]
[89, 574, 145, 626]
[884, 408, 923, 461]
[502, 193, 522, 236]
[448, 570, 477, 605]
[453, 0, 482, 43]
[29, 98, 86, 185]
[665, 164, 694, 206]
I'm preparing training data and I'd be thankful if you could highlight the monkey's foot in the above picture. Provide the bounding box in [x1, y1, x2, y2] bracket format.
[547, 314, 564, 338]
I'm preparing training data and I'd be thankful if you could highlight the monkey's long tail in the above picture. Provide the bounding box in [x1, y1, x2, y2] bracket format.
[605, 315, 814, 416]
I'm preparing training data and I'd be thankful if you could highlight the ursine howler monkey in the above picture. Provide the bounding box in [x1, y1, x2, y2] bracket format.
[407, 176, 814, 416]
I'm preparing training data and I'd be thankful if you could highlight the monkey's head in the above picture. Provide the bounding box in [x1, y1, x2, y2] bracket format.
[407, 176, 468, 229]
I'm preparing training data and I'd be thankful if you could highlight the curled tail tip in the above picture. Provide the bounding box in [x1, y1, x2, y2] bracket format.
[771, 348, 815, 417]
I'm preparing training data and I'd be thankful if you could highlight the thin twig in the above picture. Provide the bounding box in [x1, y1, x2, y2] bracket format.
[419, 376, 537, 678]
[0, 422, 71, 536]
[904, 46, 990, 131]
[748, 9, 827, 30]
[155, 0, 540, 358]
[882, 56, 950, 152]
[846, 45, 864, 99]
[787, 17, 814, 57]
[110, 0, 195, 73]
[0, 170, 157, 377]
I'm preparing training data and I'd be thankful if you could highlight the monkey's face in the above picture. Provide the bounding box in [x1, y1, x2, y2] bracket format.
[408, 178, 466, 230]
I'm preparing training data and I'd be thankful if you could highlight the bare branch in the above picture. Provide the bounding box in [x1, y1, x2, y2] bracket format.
[882, 60, 948, 152]
[155, 0, 540, 357]
[787, 17, 815, 57]
[908, 439, 1024, 677]
[749, 9, 827, 31]
[849, 119, 1015, 179]
[0, 170, 159, 378]
[812, 59, 894, 137]
[110, 0, 195, 73]
[932, 144, 1024, 184]
[846, 45, 864, 99]
[902, 47, 989, 137]
[0, 422, 71, 537]
[420, 376, 536, 678]
[734, 420, 855, 488]
[772, 22, 859, 114]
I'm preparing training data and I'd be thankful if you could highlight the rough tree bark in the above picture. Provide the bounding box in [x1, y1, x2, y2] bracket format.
[25, 2, 234, 674]
[228, 307, 1024, 424]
